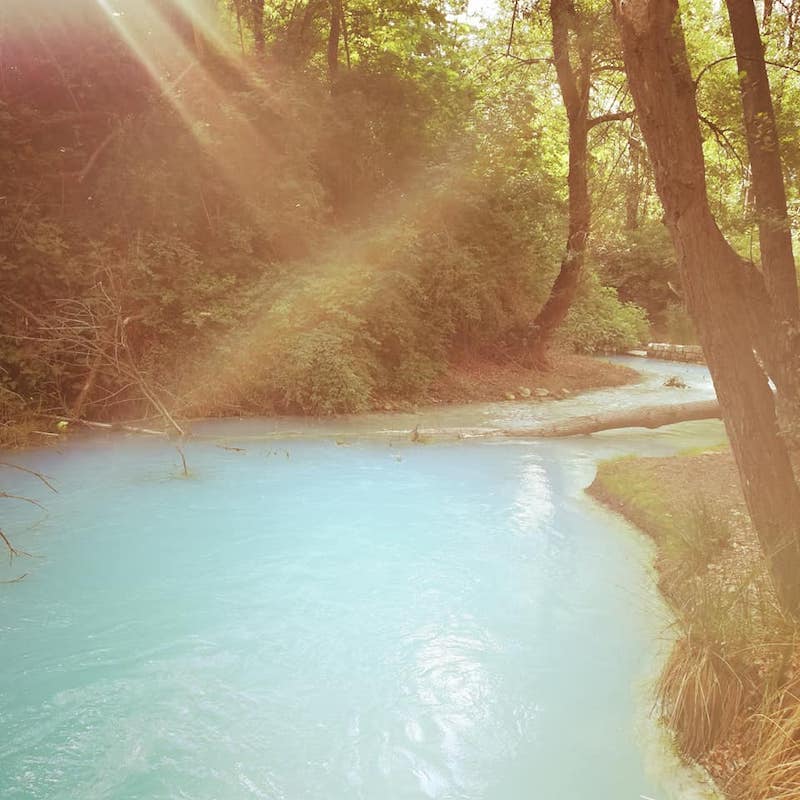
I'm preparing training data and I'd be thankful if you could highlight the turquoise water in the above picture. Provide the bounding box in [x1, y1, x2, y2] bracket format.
[1, 359, 723, 799]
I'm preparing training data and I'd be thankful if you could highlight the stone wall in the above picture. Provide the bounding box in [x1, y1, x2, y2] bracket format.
[646, 342, 705, 364]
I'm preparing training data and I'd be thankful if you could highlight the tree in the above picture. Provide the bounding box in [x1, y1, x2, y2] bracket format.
[326, 0, 346, 81]
[526, 0, 632, 367]
[526, 0, 591, 366]
[725, 0, 800, 439]
[612, 0, 800, 616]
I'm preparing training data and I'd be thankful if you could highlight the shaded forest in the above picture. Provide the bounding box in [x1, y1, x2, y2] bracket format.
[3, 2, 799, 425]
[2, 0, 671, 425]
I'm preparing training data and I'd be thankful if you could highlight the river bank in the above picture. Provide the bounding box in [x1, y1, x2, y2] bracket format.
[590, 448, 800, 799]
[1, 353, 638, 449]
[408, 352, 639, 407]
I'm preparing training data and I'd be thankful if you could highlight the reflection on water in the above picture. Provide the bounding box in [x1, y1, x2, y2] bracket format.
[512, 458, 553, 536]
[0, 357, 723, 799]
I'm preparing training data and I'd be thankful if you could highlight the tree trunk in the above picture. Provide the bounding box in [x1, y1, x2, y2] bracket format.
[184, 0, 217, 59]
[232, 0, 246, 54]
[528, 0, 591, 367]
[725, 0, 800, 436]
[612, 0, 800, 617]
[250, 0, 266, 57]
[327, 0, 341, 81]
[625, 135, 643, 230]
[501, 399, 722, 438]
[318, 400, 724, 443]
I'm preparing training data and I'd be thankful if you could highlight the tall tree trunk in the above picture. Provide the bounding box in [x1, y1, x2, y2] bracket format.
[625, 135, 642, 230]
[726, 0, 800, 436]
[327, 0, 341, 81]
[528, 0, 591, 367]
[232, 0, 246, 54]
[250, 0, 266, 57]
[285, 0, 327, 66]
[612, 0, 800, 617]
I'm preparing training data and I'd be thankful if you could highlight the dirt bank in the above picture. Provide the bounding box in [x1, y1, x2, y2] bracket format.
[379, 352, 639, 410]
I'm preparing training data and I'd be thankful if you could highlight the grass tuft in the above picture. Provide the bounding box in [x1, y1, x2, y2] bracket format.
[746, 672, 800, 799]
[663, 498, 733, 581]
[657, 634, 749, 756]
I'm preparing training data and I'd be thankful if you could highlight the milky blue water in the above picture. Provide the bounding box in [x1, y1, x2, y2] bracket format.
[1, 358, 723, 800]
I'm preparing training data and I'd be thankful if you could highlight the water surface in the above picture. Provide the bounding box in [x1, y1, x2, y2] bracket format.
[1, 357, 723, 799]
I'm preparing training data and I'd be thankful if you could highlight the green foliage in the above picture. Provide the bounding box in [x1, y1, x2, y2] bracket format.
[662, 302, 698, 346]
[665, 498, 733, 579]
[592, 223, 678, 331]
[236, 161, 561, 414]
[273, 324, 377, 415]
[12, 0, 796, 419]
[4, 0, 563, 418]
[559, 272, 650, 353]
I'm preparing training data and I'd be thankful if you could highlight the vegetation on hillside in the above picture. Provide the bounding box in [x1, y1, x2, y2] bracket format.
[0, 0, 674, 427]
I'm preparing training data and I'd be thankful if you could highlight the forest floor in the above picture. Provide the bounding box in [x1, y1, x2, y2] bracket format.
[590, 449, 800, 799]
[377, 351, 639, 410]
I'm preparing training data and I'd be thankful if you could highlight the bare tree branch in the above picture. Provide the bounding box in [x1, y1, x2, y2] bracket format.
[694, 53, 800, 88]
[0, 463, 58, 493]
[503, 52, 553, 66]
[698, 112, 747, 173]
[587, 109, 634, 129]
[507, 0, 520, 55]
[0, 529, 31, 562]
[75, 128, 121, 184]
[0, 492, 45, 510]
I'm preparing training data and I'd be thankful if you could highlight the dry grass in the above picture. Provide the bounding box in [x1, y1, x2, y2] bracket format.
[0, 409, 50, 449]
[744, 671, 800, 800]
[657, 635, 750, 756]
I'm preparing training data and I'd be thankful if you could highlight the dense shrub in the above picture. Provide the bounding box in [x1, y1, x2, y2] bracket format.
[559, 272, 650, 353]
[1, 1, 605, 419]
[272, 325, 377, 415]
[592, 223, 678, 329]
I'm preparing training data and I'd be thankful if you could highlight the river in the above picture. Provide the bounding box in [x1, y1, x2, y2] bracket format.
[0, 357, 724, 799]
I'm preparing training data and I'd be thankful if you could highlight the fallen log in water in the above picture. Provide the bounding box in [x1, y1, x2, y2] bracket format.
[493, 398, 722, 438]
[66, 418, 168, 437]
[52, 399, 724, 444]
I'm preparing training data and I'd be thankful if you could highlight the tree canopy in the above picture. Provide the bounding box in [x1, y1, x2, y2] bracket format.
[1, 0, 798, 468]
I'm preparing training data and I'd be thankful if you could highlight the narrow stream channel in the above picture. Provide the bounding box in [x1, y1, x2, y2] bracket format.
[1, 357, 724, 800]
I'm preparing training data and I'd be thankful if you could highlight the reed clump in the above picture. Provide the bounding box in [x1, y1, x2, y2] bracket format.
[742, 663, 800, 799]
[657, 634, 750, 756]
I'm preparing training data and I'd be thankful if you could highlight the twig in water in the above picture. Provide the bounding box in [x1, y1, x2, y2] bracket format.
[0, 492, 46, 509]
[0, 528, 32, 563]
[176, 445, 189, 477]
[0, 573, 28, 584]
[0, 462, 58, 493]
